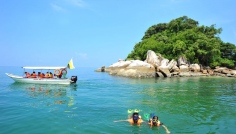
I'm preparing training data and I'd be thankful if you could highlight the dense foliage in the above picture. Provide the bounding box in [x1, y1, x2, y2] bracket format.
[127, 16, 236, 68]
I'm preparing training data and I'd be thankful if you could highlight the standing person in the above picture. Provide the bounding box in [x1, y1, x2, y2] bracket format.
[114, 112, 145, 126]
[148, 115, 171, 133]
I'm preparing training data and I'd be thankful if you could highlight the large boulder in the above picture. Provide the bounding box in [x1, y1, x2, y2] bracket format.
[109, 60, 131, 68]
[127, 60, 154, 68]
[171, 65, 180, 72]
[214, 67, 228, 73]
[179, 65, 189, 72]
[108, 60, 156, 78]
[207, 69, 214, 75]
[144, 50, 164, 67]
[159, 59, 169, 67]
[202, 70, 208, 74]
[189, 64, 200, 72]
[221, 69, 231, 74]
[178, 56, 188, 66]
[230, 70, 236, 75]
[156, 72, 165, 77]
[159, 67, 171, 77]
[167, 59, 177, 70]
[145, 50, 159, 66]
[116, 67, 156, 78]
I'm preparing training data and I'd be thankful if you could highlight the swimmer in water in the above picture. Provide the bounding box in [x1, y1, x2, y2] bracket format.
[148, 115, 170, 133]
[114, 112, 145, 126]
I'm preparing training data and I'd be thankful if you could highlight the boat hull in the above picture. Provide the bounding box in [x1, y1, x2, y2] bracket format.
[6, 73, 72, 85]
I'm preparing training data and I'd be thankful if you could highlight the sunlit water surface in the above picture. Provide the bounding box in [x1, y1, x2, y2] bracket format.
[0, 67, 236, 134]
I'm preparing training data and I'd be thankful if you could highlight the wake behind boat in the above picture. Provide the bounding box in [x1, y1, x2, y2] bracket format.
[6, 59, 77, 85]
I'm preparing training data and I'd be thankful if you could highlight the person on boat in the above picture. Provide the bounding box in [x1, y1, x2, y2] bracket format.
[148, 115, 170, 133]
[61, 69, 67, 78]
[53, 74, 58, 78]
[38, 72, 41, 78]
[38, 72, 44, 78]
[44, 72, 49, 78]
[114, 112, 144, 126]
[58, 71, 62, 78]
[42, 73, 45, 78]
[24, 72, 31, 78]
[31, 71, 37, 78]
[49, 72, 53, 78]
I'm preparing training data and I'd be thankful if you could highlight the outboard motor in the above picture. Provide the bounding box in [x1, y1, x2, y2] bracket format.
[71, 76, 77, 83]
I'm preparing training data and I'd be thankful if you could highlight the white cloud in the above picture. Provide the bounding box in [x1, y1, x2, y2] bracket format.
[66, 0, 85, 7]
[50, 0, 86, 12]
[50, 3, 66, 12]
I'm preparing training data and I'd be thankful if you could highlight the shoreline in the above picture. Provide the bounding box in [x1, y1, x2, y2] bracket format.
[95, 50, 236, 79]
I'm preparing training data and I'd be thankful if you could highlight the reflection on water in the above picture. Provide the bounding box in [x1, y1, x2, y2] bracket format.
[7, 83, 78, 107]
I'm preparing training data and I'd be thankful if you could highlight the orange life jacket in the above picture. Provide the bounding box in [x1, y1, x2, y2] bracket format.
[129, 118, 142, 125]
[39, 74, 43, 78]
[31, 73, 37, 78]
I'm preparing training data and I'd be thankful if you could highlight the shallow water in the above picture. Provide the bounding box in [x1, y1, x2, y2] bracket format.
[0, 67, 236, 134]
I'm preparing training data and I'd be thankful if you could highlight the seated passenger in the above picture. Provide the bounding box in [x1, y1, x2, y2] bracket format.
[38, 72, 43, 78]
[38, 72, 41, 78]
[42, 73, 45, 78]
[44, 72, 49, 78]
[31, 71, 37, 78]
[24, 72, 31, 78]
[49, 72, 53, 78]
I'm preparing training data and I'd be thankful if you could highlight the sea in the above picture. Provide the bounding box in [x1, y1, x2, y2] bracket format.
[0, 66, 236, 134]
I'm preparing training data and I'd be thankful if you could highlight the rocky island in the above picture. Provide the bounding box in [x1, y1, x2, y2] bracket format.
[96, 16, 236, 78]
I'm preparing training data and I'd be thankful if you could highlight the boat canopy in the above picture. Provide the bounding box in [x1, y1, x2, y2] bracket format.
[22, 66, 67, 70]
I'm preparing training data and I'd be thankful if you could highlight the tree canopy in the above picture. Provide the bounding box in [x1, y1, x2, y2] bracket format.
[127, 16, 236, 68]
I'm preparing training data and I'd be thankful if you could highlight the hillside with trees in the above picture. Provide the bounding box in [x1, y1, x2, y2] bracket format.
[126, 16, 236, 69]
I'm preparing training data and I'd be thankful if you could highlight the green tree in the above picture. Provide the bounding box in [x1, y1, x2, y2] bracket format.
[126, 16, 236, 68]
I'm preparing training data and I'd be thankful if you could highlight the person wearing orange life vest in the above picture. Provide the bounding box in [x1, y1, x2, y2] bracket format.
[113, 112, 144, 126]
[31, 71, 37, 78]
[129, 112, 144, 126]
[42, 73, 45, 78]
[148, 115, 170, 133]
[38, 72, 43, 78]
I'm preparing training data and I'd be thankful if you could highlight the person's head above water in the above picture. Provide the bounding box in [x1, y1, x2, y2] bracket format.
[132, 112, 139, 123]
[153, 116, 158, 120]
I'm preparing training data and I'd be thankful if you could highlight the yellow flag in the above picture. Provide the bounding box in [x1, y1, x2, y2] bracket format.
[67, 59, 75, 69]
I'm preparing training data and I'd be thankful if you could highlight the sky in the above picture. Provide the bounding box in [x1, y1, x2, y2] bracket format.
[0, 0, 235, 68]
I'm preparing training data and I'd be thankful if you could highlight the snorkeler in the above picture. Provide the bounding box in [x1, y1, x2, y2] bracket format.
[149, 115, 171, 133]
[114, 112, 144, 126]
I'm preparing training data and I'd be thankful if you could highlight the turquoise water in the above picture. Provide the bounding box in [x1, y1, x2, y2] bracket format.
[0, 67, 236, 134]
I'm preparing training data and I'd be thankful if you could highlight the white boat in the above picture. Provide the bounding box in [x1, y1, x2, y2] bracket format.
[6, 59, 77, 85]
